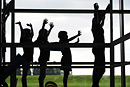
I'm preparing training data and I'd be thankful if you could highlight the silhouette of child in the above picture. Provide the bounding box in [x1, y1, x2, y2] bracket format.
[0, 1, 13, 86]
[91, 3, 106, 87]
[58, 30, 81, 87]
[35, 19, 54, 87]
[16, 21, 34, 87]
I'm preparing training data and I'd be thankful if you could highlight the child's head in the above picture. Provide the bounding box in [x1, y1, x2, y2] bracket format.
[38, 29, 48, 39]
[58, 31, 68, 40]
[23, 28, 32, 40]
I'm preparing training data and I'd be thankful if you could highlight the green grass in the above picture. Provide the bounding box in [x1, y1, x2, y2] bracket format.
[6, 75, 130, 87]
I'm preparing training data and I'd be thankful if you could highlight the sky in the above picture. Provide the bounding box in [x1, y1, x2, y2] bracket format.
[4, 0, 130, 75]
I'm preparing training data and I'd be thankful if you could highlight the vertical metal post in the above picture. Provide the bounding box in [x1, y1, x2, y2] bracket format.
[119, 0, 126, 87]
[10, 0, 16, 87]
[2, 0, 6, 67]
[0, 0, 2, 67]
[110, 0, 115, 87]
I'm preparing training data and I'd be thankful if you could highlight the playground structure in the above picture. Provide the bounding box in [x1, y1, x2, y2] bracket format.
[0, 0, 130, 87]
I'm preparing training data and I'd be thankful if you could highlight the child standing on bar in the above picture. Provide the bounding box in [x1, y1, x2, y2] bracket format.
[16, 22, 34, 87]
[35, 19, 54, 87]
[58, 30, 81, 87]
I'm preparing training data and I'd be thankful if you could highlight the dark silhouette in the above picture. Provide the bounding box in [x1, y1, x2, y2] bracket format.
[1, 0, 12, 66]
[58, 30, 81, 87]
[0, 54, 25, 87]
[3, 0, 13, 17]
[15, 21, 34, 87]
[91, 3, 109, 87]
[0, 1, 18, 86]
[35, 19, 54, 87]
[0, 1, 12, 86]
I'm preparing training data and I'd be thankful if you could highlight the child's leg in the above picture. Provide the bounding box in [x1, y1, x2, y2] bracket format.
[63, 70, 69, 87]
[22, 62, 30, 87]
[92, 50, 105, 87]
[39, 61, 47, 87]
[92, 68, 105, 87]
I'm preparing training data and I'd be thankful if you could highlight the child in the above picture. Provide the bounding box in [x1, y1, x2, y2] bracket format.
[58, 30, 81, 87]
[91, 3, 107, 87]
[35, 19, 54, 87]
[15, 21, 34, 87]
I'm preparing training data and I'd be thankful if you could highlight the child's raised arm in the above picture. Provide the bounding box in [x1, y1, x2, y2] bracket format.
[27, 23, 34, 38]
[68, 31, 81, 42]
[15, 21, 24, 36]
[15, 21, 25, 42]
[15, 21, 24, 32]
[47, 22, 54, 36]
[41, 18, 48, 29]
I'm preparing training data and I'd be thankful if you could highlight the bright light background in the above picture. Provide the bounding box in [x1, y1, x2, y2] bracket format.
[4, 0, 130, 75]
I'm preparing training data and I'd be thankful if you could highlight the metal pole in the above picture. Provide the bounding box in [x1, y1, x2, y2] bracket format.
[119, 0, 126, 87]
[10, 0, 16, 87]
[2, 0, 6, 67]
[0, 0, 2, 67]
[110, 0, 115, 87]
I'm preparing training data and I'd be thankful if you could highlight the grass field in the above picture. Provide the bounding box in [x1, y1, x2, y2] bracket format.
[6, 75, 130, 87]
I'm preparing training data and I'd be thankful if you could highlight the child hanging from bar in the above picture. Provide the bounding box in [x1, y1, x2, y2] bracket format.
[15, 21, 34, 87]
[35, 19, 54, 87]
[58, 30, 81, 87]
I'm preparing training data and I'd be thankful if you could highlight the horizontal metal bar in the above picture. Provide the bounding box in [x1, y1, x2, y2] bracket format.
[3, 62, 126, 66]
[13, 9, 130, 14]
[2, 65, 110, 68]
[3, 62, 127, 66]
[31, 66, 111, 68]
[4, 62, 113, 65]
[112, 61, 130, 67]
[1, 43, 110, 48]
[111, 32, 130, 46]
[33, 62, 111, 65]
[3, 62, 129, 68]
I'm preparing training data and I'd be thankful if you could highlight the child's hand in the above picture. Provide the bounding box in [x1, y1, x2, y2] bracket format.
[27, 23, 32, 27]
[43, 18, 48, 24]
[15, 21, 21, 24]
[77, 31, 81, 36]
[50, 22, 54, 29]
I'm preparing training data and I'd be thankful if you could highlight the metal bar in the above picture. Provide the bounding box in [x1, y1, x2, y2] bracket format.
[3, 61, 130, 68]
[13, 9, 130, 14]
[111, 32, 130, 46]
[14, 9, 95, 13]
[119, 0, 126, 87]
[0, 0, 2, 67]
[1, 43, 110, 48]
[10, 0, 16, 87]
[24, 66, 111, 68]
[3, 61, 124, 65]
[112, 62, 130, 67]
[2, 65, 111, 68]
[4, 61, 128, 65]
[110, 0, 115, 87]
[2, 0, 6, 67]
